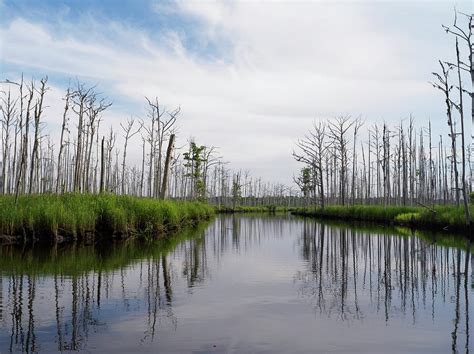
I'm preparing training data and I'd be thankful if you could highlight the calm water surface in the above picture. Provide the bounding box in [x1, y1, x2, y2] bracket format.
[0, 215, 472, 353]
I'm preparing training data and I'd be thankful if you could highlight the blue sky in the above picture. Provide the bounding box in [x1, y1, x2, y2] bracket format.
[0, 0, 472, 184]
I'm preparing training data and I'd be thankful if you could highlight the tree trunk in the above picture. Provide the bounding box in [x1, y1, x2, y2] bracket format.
[160, 134, 175, 200]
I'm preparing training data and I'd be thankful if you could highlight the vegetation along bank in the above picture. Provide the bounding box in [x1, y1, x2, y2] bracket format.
[291, 205, 474, 235]
[0, 193, 214, 243]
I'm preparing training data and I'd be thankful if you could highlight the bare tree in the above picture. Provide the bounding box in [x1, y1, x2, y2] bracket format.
[120, 117, 141, 194]
[431, 61, 460, 206]
[55, 88, 71, 193]
[0, 87, 18, 194]
[160, 133, 175, 199]
[293, 121, 327, 208]
[327, 116, 355, 206]
[442, 10, 473, 225]
[28, 77, 48, 194]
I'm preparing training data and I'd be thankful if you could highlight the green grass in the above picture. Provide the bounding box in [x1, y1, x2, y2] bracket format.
[291, 204, 473, 234]
[0, 193, 214, 241]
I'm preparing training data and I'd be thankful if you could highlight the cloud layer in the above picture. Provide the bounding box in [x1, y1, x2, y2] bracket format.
[0, 0, 470, 183]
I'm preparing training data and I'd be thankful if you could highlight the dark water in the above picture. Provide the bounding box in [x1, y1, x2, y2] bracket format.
[0, 215, 472, 353]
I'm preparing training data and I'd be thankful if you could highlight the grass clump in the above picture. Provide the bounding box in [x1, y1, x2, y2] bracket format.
[394, 212, 420, 223]
[0, 193, 214, 242]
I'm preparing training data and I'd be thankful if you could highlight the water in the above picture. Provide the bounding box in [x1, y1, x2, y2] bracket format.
[0, 215, 472, 353]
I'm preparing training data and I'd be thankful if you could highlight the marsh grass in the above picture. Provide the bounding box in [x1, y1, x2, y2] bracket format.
[292, 204, 473, 233]
[0, 193, 214, 241]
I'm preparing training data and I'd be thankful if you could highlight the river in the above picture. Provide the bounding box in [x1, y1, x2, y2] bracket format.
[0, 214, 472, 353]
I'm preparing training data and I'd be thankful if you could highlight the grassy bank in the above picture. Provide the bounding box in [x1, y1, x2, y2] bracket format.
[291, 205, 473, 234]
[0, 193, 214, 242]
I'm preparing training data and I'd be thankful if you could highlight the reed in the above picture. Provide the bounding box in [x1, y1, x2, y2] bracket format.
[0, 193, 214, 242]
[291, 205, 474, 234]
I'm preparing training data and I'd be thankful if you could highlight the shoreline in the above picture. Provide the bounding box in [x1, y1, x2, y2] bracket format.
[290, 205, 473, 237]
[0, 194, 214, 244]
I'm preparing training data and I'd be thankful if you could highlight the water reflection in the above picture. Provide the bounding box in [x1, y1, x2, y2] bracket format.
[0, 215, 472, 353]
[296, 220, 472, 352]
[0, 225, 207, 352]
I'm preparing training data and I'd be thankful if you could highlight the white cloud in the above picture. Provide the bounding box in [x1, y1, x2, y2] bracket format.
[0, 1, 469, 184]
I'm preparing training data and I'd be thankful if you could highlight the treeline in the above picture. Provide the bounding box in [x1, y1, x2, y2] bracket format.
[293, 116, 471, 206]
[0, 78, 289, 206]
[293, 11, 473, 222]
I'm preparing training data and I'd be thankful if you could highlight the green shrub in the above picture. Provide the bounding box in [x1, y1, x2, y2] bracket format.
[394, 212, 420, 223]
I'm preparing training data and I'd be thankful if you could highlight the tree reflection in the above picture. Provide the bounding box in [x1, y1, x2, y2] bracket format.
[0, 216, 472, 352]
[296, 221, 473, 352]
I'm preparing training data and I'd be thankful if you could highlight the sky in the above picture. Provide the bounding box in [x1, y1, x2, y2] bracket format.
[0, 0, 471, 185]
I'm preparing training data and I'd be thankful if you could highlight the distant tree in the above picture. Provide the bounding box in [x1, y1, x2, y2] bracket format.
[120, 117, 141, 194]
[183, 141, 207, 200]
[231, 171, 242, 208]
[327, 116, 354, 206]
[0, 87, 18, 194]
[293, 122, 327, 208]
[431, 61, 460, 206]
[294, 167, 312, 206]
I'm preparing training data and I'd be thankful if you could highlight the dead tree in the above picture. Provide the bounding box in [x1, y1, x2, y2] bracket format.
[293, 122, 327, 208]
[0, 87, 18, 194]
[84, 94, 110, 192]
[202, 146, 222, 198]
[105, 127, 116, 192]
[160, 133, 175, 199]
[71, 83, 93, 192]
[442, 10, 473, 223]
[120, 117, 141, 194]
[453, 38, 471, 224]
[100, 136, 105, 194]
[351, 118, 364, 204]
[55, 89, 71, 193]
[144, 97, 163, 197]
[327, 116, 354, 206]
[15, 80, 34, 199]
[28, 77, 48, 194]
[431, 61, 460, 206]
